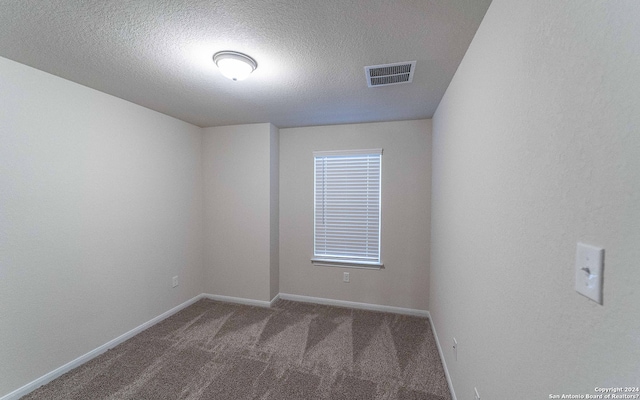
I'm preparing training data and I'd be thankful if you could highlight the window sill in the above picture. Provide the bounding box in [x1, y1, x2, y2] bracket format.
[311, 258, 384, 269]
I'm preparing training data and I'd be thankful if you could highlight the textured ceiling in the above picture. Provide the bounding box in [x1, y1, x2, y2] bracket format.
[0, 0, 492, 128]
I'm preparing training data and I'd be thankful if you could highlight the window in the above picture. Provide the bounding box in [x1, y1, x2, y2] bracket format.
[312, 149, 383, 267]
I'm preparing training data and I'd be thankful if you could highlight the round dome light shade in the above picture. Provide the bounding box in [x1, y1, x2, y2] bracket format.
[213, 51, 258, 81]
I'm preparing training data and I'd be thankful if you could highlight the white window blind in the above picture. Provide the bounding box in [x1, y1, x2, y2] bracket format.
[313, 149, 382, 266]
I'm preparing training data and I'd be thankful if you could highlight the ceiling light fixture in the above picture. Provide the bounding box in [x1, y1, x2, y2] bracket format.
[212, 51, 258, 81]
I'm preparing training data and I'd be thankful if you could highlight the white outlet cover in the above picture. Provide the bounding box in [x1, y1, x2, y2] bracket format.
[574, 243, 604, 304]
[343, 272, 350, 283]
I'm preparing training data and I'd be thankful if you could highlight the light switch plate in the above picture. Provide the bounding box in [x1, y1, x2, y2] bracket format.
[453, 338, 457, 361]
[574, 243, 604, 304]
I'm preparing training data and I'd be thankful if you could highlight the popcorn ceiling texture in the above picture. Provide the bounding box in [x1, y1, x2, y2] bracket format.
[0, 0, 490, 128]
[23, 299, 451, 400]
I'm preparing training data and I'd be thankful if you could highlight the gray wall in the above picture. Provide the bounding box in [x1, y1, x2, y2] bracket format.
[202, 123, 279, 303]
[280, 120, 432, 310]
[0, 57, 204, 395]
[269, 124, 280, 300]
[430, 0, 640, 397]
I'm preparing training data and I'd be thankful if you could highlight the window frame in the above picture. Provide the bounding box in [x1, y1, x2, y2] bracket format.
[311, 148, 383, 269]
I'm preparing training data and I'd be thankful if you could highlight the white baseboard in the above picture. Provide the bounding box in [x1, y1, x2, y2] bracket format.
[269, 293, 281, 307]
[0, 295, 205, 400]
[202, 293, 272, 308]
[426, 311, 457, 400]
[278, 293, 429, 317]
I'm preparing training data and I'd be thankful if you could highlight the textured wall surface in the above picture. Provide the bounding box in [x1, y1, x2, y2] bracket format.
[269, 124, 280, 300]
[202, 124, 278, 302]
[280, 120, 431, 310]
[430, 0, 640, 398]
[0, 0, 490, 128]
[0, 57, 204, 396]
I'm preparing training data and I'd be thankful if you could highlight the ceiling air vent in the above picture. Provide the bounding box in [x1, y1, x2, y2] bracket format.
[365, 61, 416, 88]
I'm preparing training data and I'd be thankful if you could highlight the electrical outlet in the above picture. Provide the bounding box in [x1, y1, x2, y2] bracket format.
[474, 387, 480, 400]
[343, 272, 350, 283]
[172, 276, 179, 288]
[453, 338, 457, 361]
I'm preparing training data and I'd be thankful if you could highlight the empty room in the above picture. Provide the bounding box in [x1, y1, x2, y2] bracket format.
[1, 1, 639, 399]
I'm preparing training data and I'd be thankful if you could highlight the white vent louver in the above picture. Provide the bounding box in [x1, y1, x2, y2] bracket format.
[365, 61, 416, 88]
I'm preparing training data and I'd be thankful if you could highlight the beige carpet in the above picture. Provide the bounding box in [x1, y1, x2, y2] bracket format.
[23, 299, 451, 400]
